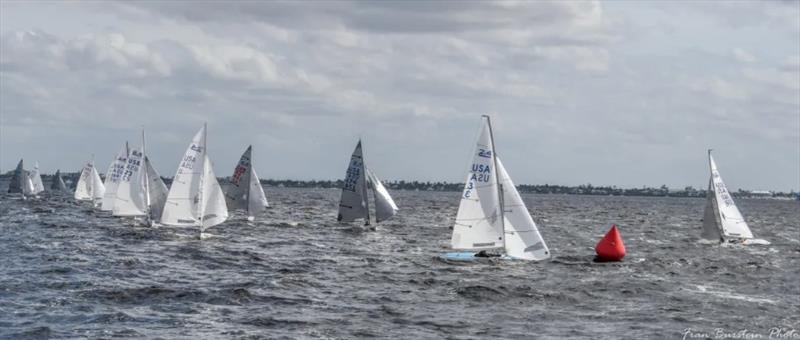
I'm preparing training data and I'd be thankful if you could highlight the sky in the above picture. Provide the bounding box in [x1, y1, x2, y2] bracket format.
[1, 1, 798, 191]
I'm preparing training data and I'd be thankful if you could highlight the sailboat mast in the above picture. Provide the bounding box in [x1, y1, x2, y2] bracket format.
[199, 123, 207, 230]
[360, 139, 371, 226]
[246, 145, 253, 217]
[483, 115, 506, 252]
[142, 128, 151, 225]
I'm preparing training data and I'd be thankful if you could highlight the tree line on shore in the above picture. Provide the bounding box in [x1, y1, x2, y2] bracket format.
[2, 171, 797, 199]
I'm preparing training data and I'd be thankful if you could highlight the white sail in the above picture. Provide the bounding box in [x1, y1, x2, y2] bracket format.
[337, 140, 369, 223]
[496, 158, 550, 260]
[74, 162, 93, 200]
[29, 162, 45, 194]
[161, 125, 228, 230]
[145, 156, 169, 222]
[367, 168, 398, 223]
[101, 143, 129, 211]
[247, 167, 269, 217]
[451, 119, 504, 250]
[708, 152, 753, 239]
[113, 147, 147, 216]
[8, 159, 24, 194]
[21, 170, 35, 197]
[199, 155, 228, 229]
[90, 164, 105, 204]
[161, 127, 206, 226]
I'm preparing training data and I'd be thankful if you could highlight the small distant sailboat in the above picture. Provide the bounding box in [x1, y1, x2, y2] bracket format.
[337, 139, 398, 226]
[701, 150, 769, 245]
[225, 145, 269, 221]
[113, 130, 169, 225]
[29, 162, 45, 195]
[442, 115, 550, 261]
[100, 143, 130, 211]
[7, 159, 24, 194]
[74, 158, 105, 207]
[161, 124, 229, 236]
[50, 169, 69, 191]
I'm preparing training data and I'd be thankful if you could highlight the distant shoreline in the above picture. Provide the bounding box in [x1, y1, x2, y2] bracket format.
[2, 172, 796, 199]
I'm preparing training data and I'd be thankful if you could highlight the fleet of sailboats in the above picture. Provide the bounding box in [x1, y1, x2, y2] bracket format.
[337, 139, 398, 227]
[3, 118, 774, 248]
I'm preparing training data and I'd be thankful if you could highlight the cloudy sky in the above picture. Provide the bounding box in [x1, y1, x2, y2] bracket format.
[1, 1, 798, 191]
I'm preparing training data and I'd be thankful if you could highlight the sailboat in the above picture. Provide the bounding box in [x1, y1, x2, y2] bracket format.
[701, 150, 769, 245]
[50, 170, 68, 191]
[113, 130, 169, 226]
[160, 124, 228, 236]
[225, 145, 269, 221]
[442, 115, 550, 261]
[29, 162, 45, 195]
[337, 139, 398, 226]
[100, 143, 129, 211]
[8, 159, 36, 199]
[74, 158, 106, 207]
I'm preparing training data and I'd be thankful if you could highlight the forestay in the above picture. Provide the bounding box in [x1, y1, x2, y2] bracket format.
[496, 158, 549, 260]
[367, 168, 398, 223]
[708, 152, 753, 239]
[338, 141, 368, 223]
[101, 144, 129, 211]
[451, 119, 504, 250]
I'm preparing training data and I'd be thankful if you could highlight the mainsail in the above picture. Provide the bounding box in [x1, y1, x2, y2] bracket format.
[451, 118, 504, 250]
[367, 168, 398, 223]
[29, 162, 45, 195]
[337, 140, 369, 223]
[225, 145, 269, 218]
[8, 159, 23, 193]
[496, 158, 550, 260]
[703, 151, 754, 240]
[161, 125, 228, 231]
[51, 169, 68, 191]
[101, 143, 129, 211]
[113, 147, 147, 216]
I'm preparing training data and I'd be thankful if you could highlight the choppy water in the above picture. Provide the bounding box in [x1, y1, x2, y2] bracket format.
[1, 187, 798, 339]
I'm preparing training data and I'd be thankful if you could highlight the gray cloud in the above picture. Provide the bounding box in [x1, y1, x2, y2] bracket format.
[1, 1, 798, 191]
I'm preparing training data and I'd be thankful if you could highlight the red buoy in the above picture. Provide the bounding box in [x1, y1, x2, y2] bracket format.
[595, 224, 626, 262]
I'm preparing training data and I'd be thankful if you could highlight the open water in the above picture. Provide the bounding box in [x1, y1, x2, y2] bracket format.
[1, 186, 798, 339]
